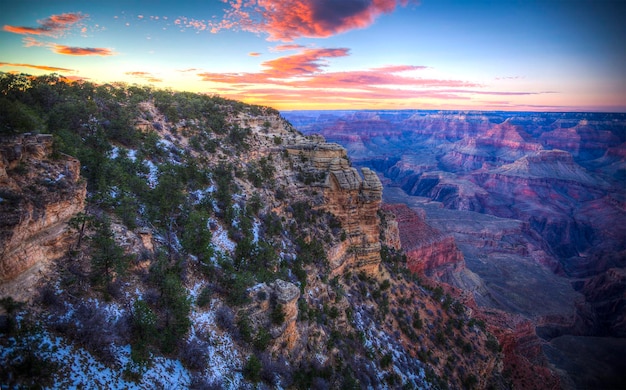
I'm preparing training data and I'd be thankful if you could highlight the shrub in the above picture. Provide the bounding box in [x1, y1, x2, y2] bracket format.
[254, 327, 271, 351]
[380, 353, 393, 369]
[197, 286, 212, 308]
[243, 355, 262, 382]
[271, 303, 286, 325]
[215, 305, 235, 332]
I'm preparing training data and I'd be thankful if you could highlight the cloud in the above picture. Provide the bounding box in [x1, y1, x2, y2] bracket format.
[3, 12, 87, 37]
[52, 44, 115, 56]
[0, 62, 75, 73]
[272, 44, 306, 52]
[194, 45, 555, 109]
[217, 0, 417, 41]
[125, 71, 162, 83]
[262, 48, 350, 76]
[248, 52, 262, 57]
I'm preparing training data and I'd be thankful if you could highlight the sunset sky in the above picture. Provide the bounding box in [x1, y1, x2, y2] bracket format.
[1, 0, 625, 111]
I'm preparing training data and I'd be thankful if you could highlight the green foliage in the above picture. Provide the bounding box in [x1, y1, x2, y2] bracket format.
[243, 354, 262, 382]
[270, 303, 286, 325]
[237, 314, 254, 344]
[196, 286, 212, 308]
[295, 237, 327, 266]
[159, 272, 192, 353]
[181, 209, 213, 261]
[131, 299, 157, 364]
[253, 327, 271, 351]
[90, 216, 129, 292]
[147, 254, 192, 354]
[0, 96, 45, 134]
[486, 334, 501, 353]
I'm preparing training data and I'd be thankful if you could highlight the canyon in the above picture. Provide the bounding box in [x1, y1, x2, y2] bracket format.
[283, 109, 626, 389]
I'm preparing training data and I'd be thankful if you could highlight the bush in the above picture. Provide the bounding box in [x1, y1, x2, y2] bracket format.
[243, 354, 262, 382]
[197, 286, 212, 308]
[254, 327, 271, 351]
[270, 303, 286, 325]
[215, 305, 235, 332]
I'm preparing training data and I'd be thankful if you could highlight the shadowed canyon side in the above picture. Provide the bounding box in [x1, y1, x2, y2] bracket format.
[283, 109, 626, 389]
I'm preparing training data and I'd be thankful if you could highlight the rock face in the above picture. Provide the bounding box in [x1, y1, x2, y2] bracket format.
[0, 134, 86, 298]
[382, 204, 463, 277]
[246, 279, 300, 349]
[286, 138, 383, 275]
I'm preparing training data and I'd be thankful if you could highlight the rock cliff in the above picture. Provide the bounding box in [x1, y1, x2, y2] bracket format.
[286, 138, 383, 275]
[0, 134, 86, 299]
[382, 203, 464, 278]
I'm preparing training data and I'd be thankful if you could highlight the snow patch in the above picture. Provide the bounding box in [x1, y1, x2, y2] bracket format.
[210, 220, 235, 253]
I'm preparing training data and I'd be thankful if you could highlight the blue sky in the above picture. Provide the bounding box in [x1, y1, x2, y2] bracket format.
[1, 0, 625, 111]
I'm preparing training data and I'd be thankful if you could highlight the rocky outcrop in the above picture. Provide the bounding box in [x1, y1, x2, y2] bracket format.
[246, 279, 300, 349]
[0, 134, 86, 298]
[383, 204, 464, 277]
[286, 138, 383, 275]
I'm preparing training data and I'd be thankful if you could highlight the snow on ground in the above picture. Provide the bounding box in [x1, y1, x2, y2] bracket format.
[190, 184, 215, 205]
[143, 160, 159, 188]
[211, 220, 236, 253]
[189, 299, 244, 388]
[352, 308, 429, 388]
[252, 220, 260, 243]
[2, 331, 191, 389]
[108, 146, 120, 159]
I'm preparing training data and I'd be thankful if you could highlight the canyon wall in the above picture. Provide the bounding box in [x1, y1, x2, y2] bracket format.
[0, 134, 86, 299]
[286, 139, 383, 275]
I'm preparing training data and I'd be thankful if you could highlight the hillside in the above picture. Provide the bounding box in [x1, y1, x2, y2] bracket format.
[0, 74, 507, 389]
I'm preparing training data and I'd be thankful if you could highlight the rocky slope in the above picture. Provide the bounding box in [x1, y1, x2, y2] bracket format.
[284, 109, 626, 389]
[0, 134, 86, 300]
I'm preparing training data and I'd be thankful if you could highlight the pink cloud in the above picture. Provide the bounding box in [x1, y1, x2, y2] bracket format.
[52, 44, 115, 56]
[3, 12, 87, 37]
[272, 44, 306, 52]
[217, 0, 418, 41]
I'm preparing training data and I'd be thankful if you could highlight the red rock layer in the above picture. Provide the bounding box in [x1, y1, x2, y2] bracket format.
[382, 203, 464, 276]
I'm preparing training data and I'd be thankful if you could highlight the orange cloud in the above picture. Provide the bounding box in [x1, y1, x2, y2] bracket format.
[3, 12, 87, 37]
[125, 71, 162, 83]
[52, 44, 115, 56]
[193, 45, 556, 110]
[249, 52, 262, 57]
[0, 62, 75, 73]
[262, 48, 350, 76]
[218, 0, 417, 41]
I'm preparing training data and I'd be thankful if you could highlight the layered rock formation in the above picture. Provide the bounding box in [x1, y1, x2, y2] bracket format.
[382, 204, 463, 277]
[0, 134, 86, 299]
[286, 138, 383, 275]
[246, 279, 300, 349]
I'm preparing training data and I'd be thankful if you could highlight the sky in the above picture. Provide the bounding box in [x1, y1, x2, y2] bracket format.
[1, 0, 625, 112]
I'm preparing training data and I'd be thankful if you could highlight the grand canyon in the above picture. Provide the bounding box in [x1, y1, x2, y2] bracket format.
[1, 75, 624, 389]
[284, 110, 626, 389]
